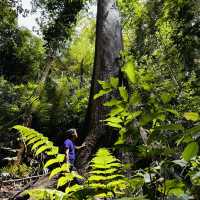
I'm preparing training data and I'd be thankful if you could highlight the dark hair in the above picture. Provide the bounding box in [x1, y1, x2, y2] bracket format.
[66, 128, 76, 139]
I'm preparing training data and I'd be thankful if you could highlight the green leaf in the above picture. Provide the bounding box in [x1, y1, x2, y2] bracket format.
[139, 114, 153, 126]
[185, 125, 200, 135]
[49, 167, 63, 179]
[182, 142, 199, 161]
[191, 171, 200, 185]
[25, 189, 66, 200]
[103, 99, 122, 107]
[110, 77, 119, 88]
[61, 163, 70, 171]
[96, 192, 113, 198]
[49, 163, 69, 179]
[57, 176, 72, 188]
[105, 117, 123, 123]
[107, 179, 127, 189]
[46, 147, 59, 156]
[184, 112, 199, 122]
[129, 92, 141, 105]
[125, 111, 142, 125]
[88, 174, 123, 181]
[160, 92, 172, 103]
[25, 134, 37, 142]
[31, 137, 48, 151]
[158, 179, 185, 196]
[166, 108, 180, 117]
[98, 80, 111, 89]
[122, 61, 136, 84]
[72, 171, 83, 179]
[91, 162, 121, 169]
[119, 87, 128, 101]
[94, 89, 112, 100]
[90, 168, 117, 174]
[141, 82, 151, 91]
[109, 106, 124, 117]
[176, 136, 184, 146]
[156, 114, 166, 121]
[168, 187, 185, 197]
[65, 184, 83, 194]
[154, 124, 184, 131]
[180, 135, 193, 144]
[114, 128, 126, 145]
[27, 136, 41, 145]
[44, 154, 65, 169]
[172, 160, 188, 167]
[88, 183, 106, 189]
[35, 143, 53, 155]
[106, 122, 122, 129]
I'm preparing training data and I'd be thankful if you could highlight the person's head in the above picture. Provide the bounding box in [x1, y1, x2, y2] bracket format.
[66, 128, 78, 141]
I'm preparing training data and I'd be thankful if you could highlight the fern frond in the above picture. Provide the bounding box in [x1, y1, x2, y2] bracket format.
[89, 183, 106, 189]
[88, 148, 127, 198]
[25, 134, 38, 142]
[71, 171, 84, 179]
[14, 125, 84, 198]
[90, 168, 118, 174]
[27, 136, 41, 145]
[90, 162, 121, 169]
[23, 188, 67, 200]
[65, 184, 84, 194]
[88, 174, 124, 182]
[49, 163, 70, 179]
[44, 154, 65, 169]
[96, 192, 113, 198]
[45, 146, 59, 156]
[57, 174, 74, 188]
[31, 138, 48, 151]
[35, 142, 53, 156]
[107, 180, 127, 188]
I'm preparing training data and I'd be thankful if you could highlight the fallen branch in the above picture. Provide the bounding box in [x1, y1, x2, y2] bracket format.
[1, 174, 48, 184]
[12, 177, 40, 199]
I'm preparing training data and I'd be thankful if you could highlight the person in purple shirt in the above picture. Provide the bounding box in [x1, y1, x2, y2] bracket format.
[64, 128, 86, 169]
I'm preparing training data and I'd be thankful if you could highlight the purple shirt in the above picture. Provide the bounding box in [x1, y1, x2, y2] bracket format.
[64, 139, 75, 164]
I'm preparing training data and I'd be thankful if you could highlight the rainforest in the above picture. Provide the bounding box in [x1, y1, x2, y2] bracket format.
[0, 0, 200, 199]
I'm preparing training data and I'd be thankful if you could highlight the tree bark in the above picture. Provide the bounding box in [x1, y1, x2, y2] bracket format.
[77, 0, 122, 168]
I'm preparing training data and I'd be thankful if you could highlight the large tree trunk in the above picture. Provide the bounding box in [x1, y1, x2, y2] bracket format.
[77, 0, 122, 168]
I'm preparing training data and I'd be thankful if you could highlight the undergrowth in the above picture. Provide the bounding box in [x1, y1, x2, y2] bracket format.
[13, 125, 130, 199]
[0, 163, 32, 178]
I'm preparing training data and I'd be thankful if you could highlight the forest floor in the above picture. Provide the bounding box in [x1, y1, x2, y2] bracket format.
[0, 184, 19, 199]
[0, 174, 55, 199]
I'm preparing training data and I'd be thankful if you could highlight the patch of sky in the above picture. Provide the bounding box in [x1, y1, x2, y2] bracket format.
[18, 0, 41, 35]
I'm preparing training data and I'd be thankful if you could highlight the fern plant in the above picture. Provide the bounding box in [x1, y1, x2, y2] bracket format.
[0, 163, 32, 178]
[22, 188, 67, 200]
[14, 126, 129, 199]
[13, 125, 83, 197]
[87, 148, 127, 198]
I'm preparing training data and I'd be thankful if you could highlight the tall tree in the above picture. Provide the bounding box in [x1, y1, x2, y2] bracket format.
[21, 0, 84, 126]
[15, 0, 84, 164]
[77, 0, 123, 168]
[0, 0, 44, 83]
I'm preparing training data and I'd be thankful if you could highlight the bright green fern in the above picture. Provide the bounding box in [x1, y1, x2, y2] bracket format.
[14, 126, 128, 199]
[13, 125, 83, 198]
[22, 188, 67, 200]
[87, 148, 127, 198]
